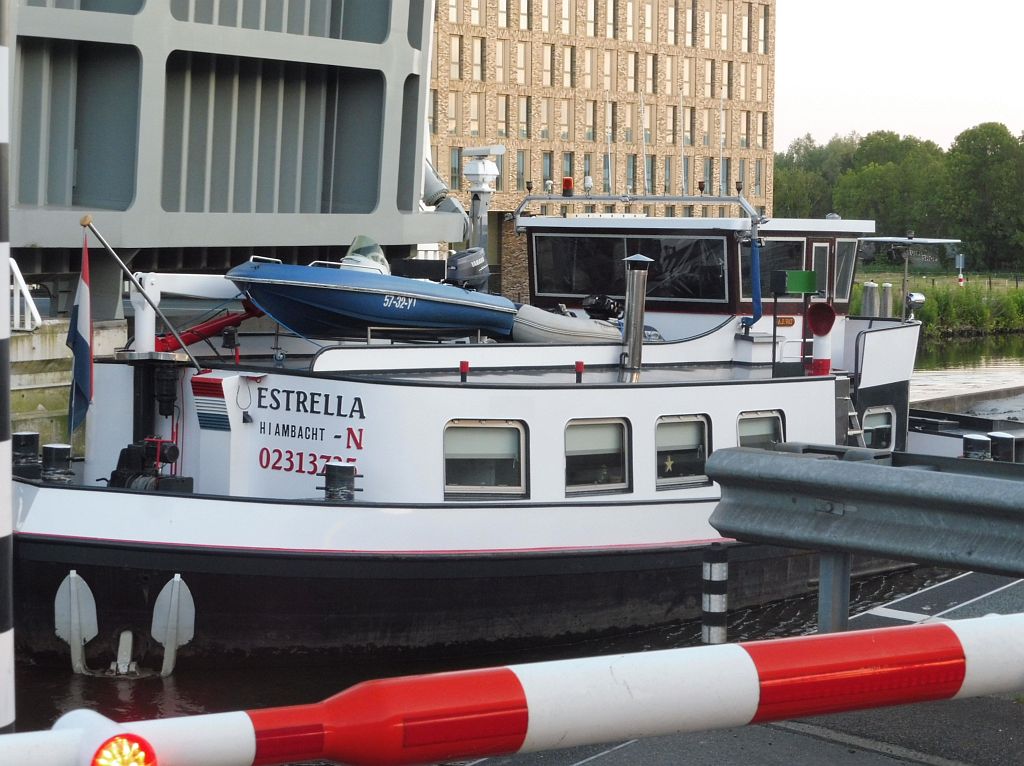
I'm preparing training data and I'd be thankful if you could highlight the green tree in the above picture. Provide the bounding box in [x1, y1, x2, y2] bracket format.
[773, 165, 832, 218]
[945, 123, 1024, 270]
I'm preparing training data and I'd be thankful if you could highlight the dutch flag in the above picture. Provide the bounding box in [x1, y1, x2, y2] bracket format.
[66, 233, 93, 434]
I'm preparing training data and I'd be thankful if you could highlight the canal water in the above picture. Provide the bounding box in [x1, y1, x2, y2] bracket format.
[11, 336, 1024, 735]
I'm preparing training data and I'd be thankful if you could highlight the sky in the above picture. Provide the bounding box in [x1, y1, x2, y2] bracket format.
[773, 0, 1024, 152]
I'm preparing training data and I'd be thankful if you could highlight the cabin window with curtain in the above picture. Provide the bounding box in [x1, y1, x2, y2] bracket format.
[737, 411, 784, 449]
[444, 420, 527, 496]
[566, 419, 630, 492]
[862, 407, 895, 450]
[656, 415, 710, 488]
[740, 238, 804, 302]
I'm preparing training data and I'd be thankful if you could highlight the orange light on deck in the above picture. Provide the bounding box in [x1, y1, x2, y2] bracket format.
[91, 733, 157, 766]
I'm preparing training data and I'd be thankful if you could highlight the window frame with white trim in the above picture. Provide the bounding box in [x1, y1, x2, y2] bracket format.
[862, 406, 896, 450]
[565, 418, 631, 494]
[444, 419, 528, 498]
[655, 414, 711, 489]
[737, 410, 785, 449]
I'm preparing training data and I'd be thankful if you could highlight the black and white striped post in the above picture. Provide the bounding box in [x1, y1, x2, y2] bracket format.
[701, 542, 729, 645]
[0, 0, 13, 734]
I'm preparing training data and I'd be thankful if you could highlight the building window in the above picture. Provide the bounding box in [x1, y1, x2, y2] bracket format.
[722, 61, 732, 99]
[495, 39, 507, 82]
[603, 151, 613, 192]
[583, 152, 592, 180]
[448, 0, 461, 23]
[683, 106, 694, 146]
[515, 42, 529, 84]
[494, 152, 505, 191]
[497, 95, 509, 137]
[642, 104, 652, 143]
[656, 415, 710, 487]
[645, 153, 654, 193]
[428, 89, 437, 134]
[756, 112, 766, 148]
[754, 157, 763, 196]
[468, 93, 482, 136]
[542, 150, 554, 182]
[581, 48, 594, 88]
[682, 155, 690, 194]
[720, 157, 730, 195]
[664, 156, 672, 193]
[742, 2, 751, 52]
[667, 105, 677, 145]
[738, 411, 784, 449]
[585, 100, 596, 140]
[539, 97, 552, 138]
[520, 0, 531, 29]
[704, 59, 714, 98]
[563, 46, 575, 87]
[447, 92, 461, 135]
[469, 0, 482, 25]
[625, 0, 635, 40]
[606, 0, 616, 37]
[516, 149, 527, 190]
[626, 153, 637, 193]
[542, 44, 554, 86]
[450, 35, 463, 80]
[739, 111, 749, 147]
[703, 156, 712, 190]
[755, 64, 764, 101]
[623, 102, 634, 142]
[449, 146, 463, 189]
[701, 108, 711, 146]
[602, 50, 614, 90]
[563, 151, 574, 179]
[472, 38, 485, 81]
[626, 52, 637, 92]
[565, 419, 630, 492]
[606, 101, 617, 142]
[561, 0, 574, 34]
[499, 0, 509, 26]
[703, 9, 711, 48]
[642, 0, 653, 43]
[720, 10, 729, 49]
[738, 157, 746, 193]
[666, 0, 678, 44]
[645, 53, 656, 94]
[518, 95, 531, 137]
[559, 98, 572, 140]
[684, 0, 695, 45]
[541, 0, 551, 31]
[663, 55, 674, 95]
[738, 62, 747, 100]
[444, 420, 526, 496]
[682, 57, 692, 97]
[586, 0, 596, 35]
[759, 4, 769, 54]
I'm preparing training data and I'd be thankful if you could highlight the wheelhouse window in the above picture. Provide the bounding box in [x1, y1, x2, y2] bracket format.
[566, 419, 629, 492]
[444, 420, 527, 496]
[532, 233, 727, 302]
[835, 239, 858, 301]
[862, 407, 895, 450]
[737, 411, 784, 449]
[656, 415, 710, 487]
[741, 238, 804, 302]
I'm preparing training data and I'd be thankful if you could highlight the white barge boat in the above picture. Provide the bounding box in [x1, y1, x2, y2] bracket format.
[12, 195, 923, 670]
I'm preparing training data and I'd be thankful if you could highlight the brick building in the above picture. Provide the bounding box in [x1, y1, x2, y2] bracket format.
[431, 0, 776, 295]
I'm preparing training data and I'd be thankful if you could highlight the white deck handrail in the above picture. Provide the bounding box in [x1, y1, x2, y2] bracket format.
[10, 258, 42, 332]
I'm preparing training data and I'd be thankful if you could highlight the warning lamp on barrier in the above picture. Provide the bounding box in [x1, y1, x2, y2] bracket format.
[91, 732, 157, 766]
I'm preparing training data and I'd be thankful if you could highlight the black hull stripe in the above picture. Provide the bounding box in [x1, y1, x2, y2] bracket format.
[0, 535, 11, 633]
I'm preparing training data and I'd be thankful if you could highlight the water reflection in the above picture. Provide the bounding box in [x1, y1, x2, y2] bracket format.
[916, 334, 1024, 369]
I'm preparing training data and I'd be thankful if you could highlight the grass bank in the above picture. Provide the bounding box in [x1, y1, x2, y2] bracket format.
[849, 278, 1024, 339]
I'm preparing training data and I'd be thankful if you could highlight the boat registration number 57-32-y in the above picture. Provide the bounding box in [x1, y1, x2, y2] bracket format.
[382, 294, 417, 310]
[258, 448, 355, 474]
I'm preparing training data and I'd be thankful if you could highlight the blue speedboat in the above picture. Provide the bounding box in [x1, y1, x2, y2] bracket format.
[227, 254, 518, 338]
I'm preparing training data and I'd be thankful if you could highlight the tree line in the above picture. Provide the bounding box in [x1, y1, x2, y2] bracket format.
[773, 123, 1024, 272]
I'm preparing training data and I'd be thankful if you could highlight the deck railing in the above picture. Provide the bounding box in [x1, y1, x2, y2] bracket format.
[10, 258, 42, 332]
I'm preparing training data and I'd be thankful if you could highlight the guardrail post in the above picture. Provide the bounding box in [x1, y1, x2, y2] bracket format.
[701, 543, 728, 644]
[817, 552, 851, 634]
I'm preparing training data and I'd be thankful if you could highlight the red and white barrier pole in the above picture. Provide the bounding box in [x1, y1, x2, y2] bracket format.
[4, 614, 1024, 766]
[805, 302, 836, 376]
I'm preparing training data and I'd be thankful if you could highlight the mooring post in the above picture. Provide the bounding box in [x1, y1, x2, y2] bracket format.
[701, 543, 728, 644]
[817, 551, 851, 634]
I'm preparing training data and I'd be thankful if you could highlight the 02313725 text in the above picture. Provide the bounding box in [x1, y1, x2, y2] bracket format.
[257, 447, 357, 475]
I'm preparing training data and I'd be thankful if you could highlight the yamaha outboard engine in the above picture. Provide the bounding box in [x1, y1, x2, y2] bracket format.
[445, 247, 490, 291]
[582, 294, 623, 321]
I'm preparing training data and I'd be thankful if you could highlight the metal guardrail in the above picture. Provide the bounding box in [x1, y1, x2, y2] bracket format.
[707, 444, 1024, 578]
[10, 258, 42, 332]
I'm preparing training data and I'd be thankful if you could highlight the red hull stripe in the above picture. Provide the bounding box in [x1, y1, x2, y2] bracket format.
[742, 623, 966, 722]
[252, 722, 325, 764]
[248, 667, 528, 765]
[190, 377, 226, 398]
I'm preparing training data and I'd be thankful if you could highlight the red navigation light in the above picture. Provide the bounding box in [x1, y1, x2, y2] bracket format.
[561, 177, 574, 197]
[91, 732, 157, 766]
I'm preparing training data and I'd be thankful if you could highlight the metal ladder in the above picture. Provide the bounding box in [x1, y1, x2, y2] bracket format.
[843, 397, 866, 447]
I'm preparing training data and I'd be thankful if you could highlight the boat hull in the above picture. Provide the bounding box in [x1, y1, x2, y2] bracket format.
[227, 261, 517, 337]
[14, 534, 881, 669]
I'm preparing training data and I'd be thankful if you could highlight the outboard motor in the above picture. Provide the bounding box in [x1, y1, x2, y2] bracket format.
[445, 247, 490, 291]
[582, 294, 623, 321]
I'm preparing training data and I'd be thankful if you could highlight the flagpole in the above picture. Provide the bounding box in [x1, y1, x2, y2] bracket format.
[78, 216, 202, 373]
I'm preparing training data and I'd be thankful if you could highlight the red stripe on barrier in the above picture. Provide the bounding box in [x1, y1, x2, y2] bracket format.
[249, 667, 528, 766]
[252, 722, 325, 764]
[743, 623, 966, 722]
